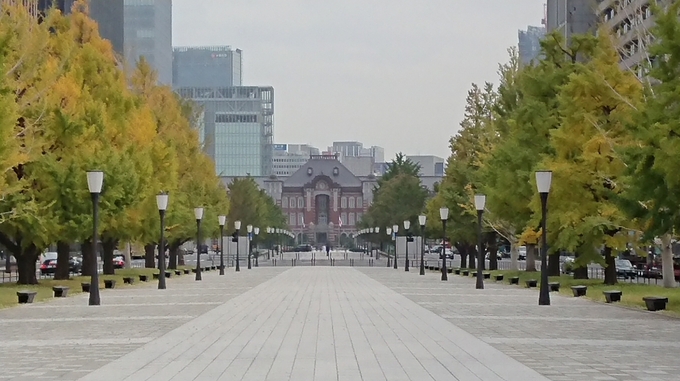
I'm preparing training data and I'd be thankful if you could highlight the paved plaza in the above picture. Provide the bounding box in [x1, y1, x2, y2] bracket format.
[0, 259, 677, 381]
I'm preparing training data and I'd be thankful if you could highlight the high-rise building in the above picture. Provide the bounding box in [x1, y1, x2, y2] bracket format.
[123, 0, 172, 85]
[518, 26, 546, 66]
[597, 0, 654, 77]
[546, 0, 599, 43]
[176, 86, 274, 177]
[90, 0, 124, 55]
[173, 46, 242, 88]
[271, 144, 320, 177]
[406, 155, 446, 177]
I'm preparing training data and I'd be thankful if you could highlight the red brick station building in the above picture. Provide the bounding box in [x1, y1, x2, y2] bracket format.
[259, 155, 378, 246]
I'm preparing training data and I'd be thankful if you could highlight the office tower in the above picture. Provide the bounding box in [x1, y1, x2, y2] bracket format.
[546, 0, 599, 42]
[518, 25, 546, 66]
[173, 46, 242, 88]
[175, 86, 274, 177]
[123, 0, 172, 84]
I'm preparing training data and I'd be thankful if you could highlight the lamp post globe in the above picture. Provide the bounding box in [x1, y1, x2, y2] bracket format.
[86, 170, 104, 306]
[535, 170, 553, 306]
[247, 225, 253, 269]
[419, 215, 426, 276]
[156, 193, 169, 289]
[254, 227, 260, 267]
[440, 207, 449, 281]
[404, 220, 411, 272]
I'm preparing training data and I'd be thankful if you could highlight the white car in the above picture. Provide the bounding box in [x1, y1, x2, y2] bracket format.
[518, 246, 527, 260]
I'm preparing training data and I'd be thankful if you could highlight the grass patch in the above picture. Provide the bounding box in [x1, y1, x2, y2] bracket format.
[484, 269, 680, 317]
[0, 267, 164, 309]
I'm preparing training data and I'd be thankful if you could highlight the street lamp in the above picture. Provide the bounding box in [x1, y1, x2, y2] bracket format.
[536, 170, 553, 306]
[392, 224, 399, 269]
[474, 194, 486, 290]
[419, 215, 427, 276]
[440, 207, 449, 281]
[254, 227, 260, 267]
[218, 215, 226, 275]
[194, 207, 204, 281]
[86, 170, 104, 306]
[404, 220, 411, 272]
[247, 224, 253, 270]
[375, 227, 380, 259]
[156, 193, 169, 290]
[234, 220, 241, 272]
[386, 227, 392, 267]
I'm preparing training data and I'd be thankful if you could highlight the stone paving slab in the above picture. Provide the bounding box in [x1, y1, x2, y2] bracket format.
[0, 268, 287, 381]
[78, 267, 548, 381]
[360, 268, 680, 381]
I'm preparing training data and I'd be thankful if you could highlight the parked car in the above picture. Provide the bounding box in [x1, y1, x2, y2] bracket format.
[39, 257, 82, 275]
[518, 246, 527, 261]
[615, 259, 636, 279]
[113, 256, 125, 269]
[561, 256, 575, 274]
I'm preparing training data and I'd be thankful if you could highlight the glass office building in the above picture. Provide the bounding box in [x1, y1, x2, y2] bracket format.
[176, 87, 274, 177]
[123, 0, 172, 85]
[173, 46, 242, 88]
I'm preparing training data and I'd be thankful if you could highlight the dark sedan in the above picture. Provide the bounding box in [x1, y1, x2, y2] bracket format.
[40, 258, 82, 275]
[615, 259, 636, 279]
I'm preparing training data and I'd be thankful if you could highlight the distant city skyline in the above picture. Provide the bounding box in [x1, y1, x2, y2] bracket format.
[172, 0, 545, 159]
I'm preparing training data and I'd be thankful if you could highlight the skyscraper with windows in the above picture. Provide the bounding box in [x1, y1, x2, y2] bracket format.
[518, 25, 546, 66]
[123, 0, 172, 85]
[175, 86, 274, 177]
[173, 46, 242, 88]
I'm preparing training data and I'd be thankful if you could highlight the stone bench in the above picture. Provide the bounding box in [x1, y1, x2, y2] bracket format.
[483, 272, 491, 279]
[549, 282, 560, 292]
[139, 275, 148, 282]
[183, 269, 190, 275]
[494, 274, 504, 282]
[447, 268, 453, 273]
[643, 296, 668, 311]
[461, 270, 469, 276]
[81, 282, 91, 292]
[174, 270, 181, 276]
[471, 271, 477, 277]
[104, 279, 116, 289]
[52, 286, 69, 298]
[571, 285, 587, 297]
[17, 290, 37, 304]
[211, 266, 217, 270]
[152, 273, 160, 280]
[454, 268, 461, 275]
[603, 290, 622, 303]
[123, 277, 135, 285]
[164, 271, 172, 278]
[525, 279, 537, 288]
[509, 276, 519, 285]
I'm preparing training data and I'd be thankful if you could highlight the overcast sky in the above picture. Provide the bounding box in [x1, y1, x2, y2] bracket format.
[172, 0, 545, 160]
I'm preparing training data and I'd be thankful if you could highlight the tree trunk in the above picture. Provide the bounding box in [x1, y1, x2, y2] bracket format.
[459, 245, 468, 269]
[168, 241, 179, 269]
[102, 238, 116, 275]
[16, 245, 39, 285]
[526, 243, 537, 272]
[571, 252, 588, 279]
[603, 245, 617, 285]
[509, 239, 519, 271]
[81, 240, 92, 277]
[54, 241, 71, 280]
[661, 234, 676, 288]
[144, 243, 156, 269]
[469, 245, 477, 269]
[548, 251, 561, 276]
[178, 249, 185, 266]
[488, 232, 498, 271]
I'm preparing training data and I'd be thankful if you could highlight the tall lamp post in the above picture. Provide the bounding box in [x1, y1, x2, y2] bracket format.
[234, 221, 241, 272]
[374, 227, 380, 259]
[218, 215, 226, 275]
[385, 228, 392, 266]
[404, 220, 411, 272]
[474, 194, 486, 290]
[247, 225, 253, 270]
[419, 215, 427, 276]
[156, 193, 169, 290]
[536, 170, 553, 306]
[440, 207, 449, 281]
[392, 224, 399, 269]
[194, 207, 204, 281]
[254, 227, 260, 267]
[86, 171, 104, 306]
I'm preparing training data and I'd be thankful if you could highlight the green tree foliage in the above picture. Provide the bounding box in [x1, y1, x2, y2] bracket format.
[226, 178, 285, 233]
[0, 3, 230, 283]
